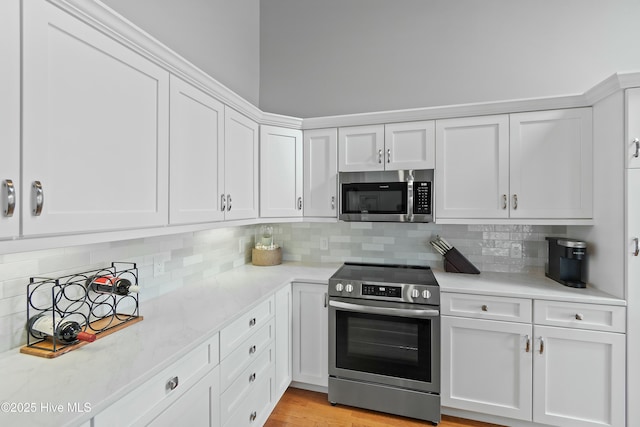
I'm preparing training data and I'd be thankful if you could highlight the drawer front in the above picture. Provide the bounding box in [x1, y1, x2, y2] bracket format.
[223, 363, 275, 427]
[534, 300, 626, 333]
[220, 319, 274, 391]
[220, 296, 274, 359]
[94, 333, 218, 426]
[221, 344, 274, 425]
[442, 293, 532, 323]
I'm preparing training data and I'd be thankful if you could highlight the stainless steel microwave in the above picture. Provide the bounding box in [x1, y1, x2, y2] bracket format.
[338, 170, 433, 222]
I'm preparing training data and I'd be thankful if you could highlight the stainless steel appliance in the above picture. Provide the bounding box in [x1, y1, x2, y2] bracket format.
[339, 169, 433, 222]
[546, 237, 588, 288]
[328, 263, 441, 425]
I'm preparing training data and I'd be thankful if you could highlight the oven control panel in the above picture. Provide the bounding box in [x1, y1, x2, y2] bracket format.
[362, 284, 402, 298]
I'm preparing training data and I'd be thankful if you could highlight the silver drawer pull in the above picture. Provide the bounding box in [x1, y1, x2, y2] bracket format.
[2, 179, 15, 217]
[249, 345, 256, 355]
[297, 196, 303, 210]
[249, 411, 257, 422]
[512, 194, 518, 210]
[331, 196, 336, 210]
[221, 194, 226, 211]
[634, 238, 639, 257]
[525, 335, 531, 353]
[32, 181, 44, 216]
[502, 194, 507, 210]
[575, 313, 583, 321]
[227, 194, 232, 211]
[387, 148, 391, 163]
[539, 337, 545, 354]
[249, 317, 256, 327]
[634, 138, 640, 158]
[378, 149, 382, 164]
[249, 372, 256, 383]
[166, 376, 179, 391]
[481, 304, 488, 312]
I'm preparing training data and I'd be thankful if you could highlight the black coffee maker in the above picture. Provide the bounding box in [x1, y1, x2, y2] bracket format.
[545, 237, 587, 288]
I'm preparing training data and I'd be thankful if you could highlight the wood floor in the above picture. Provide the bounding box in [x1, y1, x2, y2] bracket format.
[265, 387, 504, 427]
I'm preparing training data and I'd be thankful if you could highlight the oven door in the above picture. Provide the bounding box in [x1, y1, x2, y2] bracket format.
[329, 297, 440, 394]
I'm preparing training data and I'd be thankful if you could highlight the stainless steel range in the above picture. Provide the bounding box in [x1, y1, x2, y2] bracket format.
[328, 262, 441, 425]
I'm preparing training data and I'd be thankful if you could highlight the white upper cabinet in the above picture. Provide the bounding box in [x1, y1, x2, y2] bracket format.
[303, 128, 338, 217]
[22, 0, 169, 236]
[339, 123, 434, 172]
[0, 0, 20, 239]
[260, 125, 303, 218]
[169, 76, 224, 225]
[338, 125, 385, 171]
[436, 115, 510, 219]
[436, 108, 592, 222]
[509, 108, 592, 219]
[224, 107, 259, 220]
[385, 121, 435, 170]
[626, 88, 640, 168]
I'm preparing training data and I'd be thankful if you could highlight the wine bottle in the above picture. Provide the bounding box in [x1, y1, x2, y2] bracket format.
[27, 313, 96, 343]
[87, 275, 139, 296]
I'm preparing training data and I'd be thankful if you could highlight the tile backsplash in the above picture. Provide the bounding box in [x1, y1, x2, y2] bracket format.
[0, 221, 563, 352]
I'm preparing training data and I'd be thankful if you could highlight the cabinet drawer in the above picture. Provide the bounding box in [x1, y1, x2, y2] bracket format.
[221, 344, 274, 425]
[534, 300, 626, 333]
[441, 293, 532, 323]
[220, 296, 274, 359]
[94, 333, 219, 426]
[223, 363, 275, 427]
[220, 318, 274, 391]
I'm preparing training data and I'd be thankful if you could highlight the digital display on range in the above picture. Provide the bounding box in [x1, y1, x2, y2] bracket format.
[362, 284, 402, 298]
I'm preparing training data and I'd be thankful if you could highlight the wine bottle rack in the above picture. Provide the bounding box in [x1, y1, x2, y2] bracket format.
[20, 262, 143, 358]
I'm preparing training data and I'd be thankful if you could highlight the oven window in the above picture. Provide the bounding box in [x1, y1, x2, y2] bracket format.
[335, 310, 432, 382]
[342, 182, 407, 214]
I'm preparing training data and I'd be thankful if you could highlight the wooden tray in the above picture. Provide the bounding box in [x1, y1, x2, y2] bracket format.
[20, 315, 143, 359]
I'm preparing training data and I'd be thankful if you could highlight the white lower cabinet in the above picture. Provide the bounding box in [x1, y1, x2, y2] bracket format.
[292, 282, 328, 388]
[442, 293, 626, 427]
[93, 334, 220, 427]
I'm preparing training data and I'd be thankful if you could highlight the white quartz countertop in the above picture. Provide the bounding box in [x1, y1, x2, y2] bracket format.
[0, 262, 624, 427]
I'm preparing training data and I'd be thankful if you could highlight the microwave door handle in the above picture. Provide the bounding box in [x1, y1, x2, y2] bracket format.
[329, 300, 439, 319]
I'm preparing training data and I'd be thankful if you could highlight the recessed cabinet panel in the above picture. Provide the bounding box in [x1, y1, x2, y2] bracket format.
[292, 283, 328, 387]
[435, 115, 509, 218]
[22, 0, 169, 235]
[0, 0, 20, 239]
[303, 128, 338, 217]
[385, 121, 435, 170]
[169, 76, 224, 224]
[338, 125, 385, 172]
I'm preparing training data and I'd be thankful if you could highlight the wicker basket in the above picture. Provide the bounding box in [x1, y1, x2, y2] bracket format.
[252, 247, 282, 266]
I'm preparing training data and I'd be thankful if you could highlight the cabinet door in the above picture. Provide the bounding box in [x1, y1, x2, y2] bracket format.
[626, 88, 640, 168]
[148, 366, 221, 427]
[22, 0, 169, 236]
[384, 121, 435, 170]
[224, 107, 259, 220]
[260, 125, 303, 217]
[274, 284, 292, 400]
[510, 108, 593, 219]
[627, 168, 640, 427]
[169, 76, 224, 224]
[435, 115, 509, 219]
[0, 0, 20, 239]
[338, 125, 385, 172]
[303, 128, 338, 217]
[442, 316, 532, 421]
[292, 283, 328, 387]
[533, 326, 625, 427]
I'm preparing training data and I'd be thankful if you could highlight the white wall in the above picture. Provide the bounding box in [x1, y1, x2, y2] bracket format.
[260, 0, 640, 118]
[102, 0, 260, 106]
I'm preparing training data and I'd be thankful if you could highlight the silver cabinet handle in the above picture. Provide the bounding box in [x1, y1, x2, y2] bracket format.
[539, 337, 544, 354]
[502, 194, 507, 210]
[249, 372, 256, 383]
[525, 335, 531, 353]
[297, 196, 303, 210]
[2, 179, 15, 217]
[324, 292, 328, 308]
[387, 148, 391, 163]
[249, 317, 256, 327]
[227, 194, 232, 211]
[166, 376, 179, 391]
[634, 138, 640, 158]
[481, 304, 488, 312]
[331, 196, 335, 210]
[575, 313, 583, 321]
[249, 345, 256, 355]
[378, 149, 382, 164]
[221, 194, 226, 212]
[512, 194, 518, 210]
[32, 181, 44, 216]
[249, 411, 257, 422]
[634, 238, 639, 256]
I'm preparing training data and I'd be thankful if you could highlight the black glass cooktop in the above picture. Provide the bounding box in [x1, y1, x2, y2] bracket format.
[330, 262, 439, 287]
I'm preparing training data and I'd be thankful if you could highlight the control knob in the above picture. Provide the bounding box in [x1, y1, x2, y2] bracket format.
[422, 289, 431, 299]
[345, 284, 354, 293]
[335, 283, 344, 292]
[411, 289, 420, 298]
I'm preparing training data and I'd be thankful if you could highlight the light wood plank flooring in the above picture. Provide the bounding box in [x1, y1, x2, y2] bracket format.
[266, 387, 505, 427]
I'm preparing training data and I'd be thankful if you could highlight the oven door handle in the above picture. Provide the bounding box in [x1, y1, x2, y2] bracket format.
[329, 300, 440, 318]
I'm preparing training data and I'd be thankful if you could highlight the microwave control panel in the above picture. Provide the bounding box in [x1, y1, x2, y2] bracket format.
[413, 181, 432, 215]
